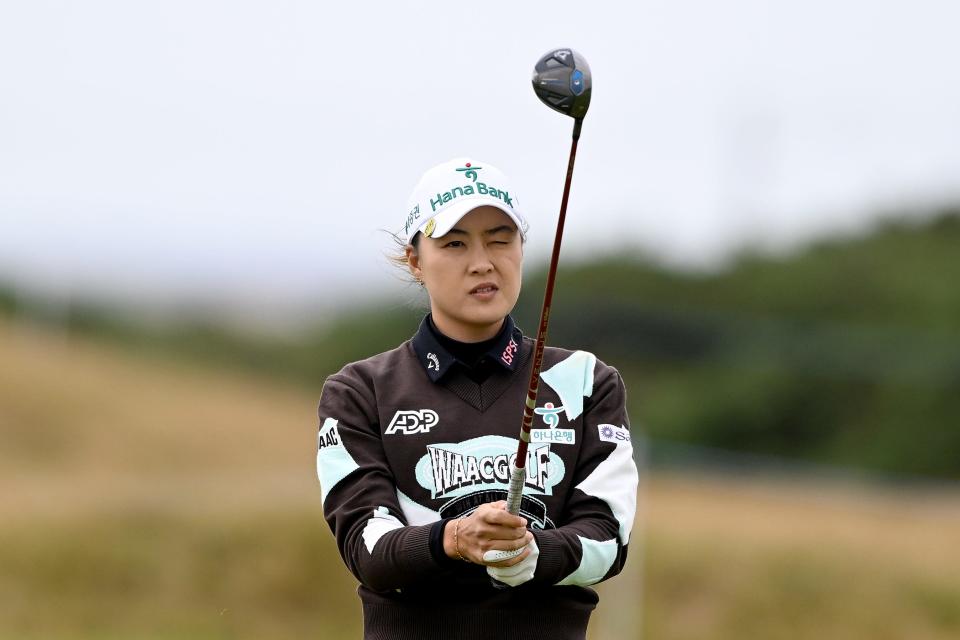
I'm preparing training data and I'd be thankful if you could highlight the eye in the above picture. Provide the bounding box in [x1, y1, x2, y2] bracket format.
[443, 240, 465, 248]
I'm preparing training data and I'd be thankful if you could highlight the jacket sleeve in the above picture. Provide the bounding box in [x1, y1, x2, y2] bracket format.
[531, 363, 639, 587]
[316, 370, 450, 592]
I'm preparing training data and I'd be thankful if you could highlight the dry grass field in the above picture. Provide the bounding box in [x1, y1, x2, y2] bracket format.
[2, 318, 958, 639]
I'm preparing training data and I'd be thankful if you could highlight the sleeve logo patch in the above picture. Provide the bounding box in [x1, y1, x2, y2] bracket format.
[531, 428, 576, 445]
[386, 409, 439, 435]
[317, 417, 341, 449]
[598, 423, 631, 444]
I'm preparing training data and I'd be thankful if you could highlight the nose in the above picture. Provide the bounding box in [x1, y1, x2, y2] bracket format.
[468, 243, 494, 275]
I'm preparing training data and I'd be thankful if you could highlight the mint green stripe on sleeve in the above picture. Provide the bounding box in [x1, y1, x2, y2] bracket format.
[316, 417, 360, 506]
[557, 536, 618, 587]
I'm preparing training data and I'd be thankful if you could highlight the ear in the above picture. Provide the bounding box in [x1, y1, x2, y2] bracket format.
[405, 244, 422, 281]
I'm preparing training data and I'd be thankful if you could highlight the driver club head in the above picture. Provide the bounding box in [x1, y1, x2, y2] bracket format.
[532, 48, 592, 120]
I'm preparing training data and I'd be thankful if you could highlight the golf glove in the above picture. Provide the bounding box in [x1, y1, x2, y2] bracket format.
[485, 538, 539, 587]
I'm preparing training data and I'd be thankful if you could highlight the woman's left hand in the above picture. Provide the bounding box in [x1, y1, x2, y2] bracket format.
[485, 537, 539, 587]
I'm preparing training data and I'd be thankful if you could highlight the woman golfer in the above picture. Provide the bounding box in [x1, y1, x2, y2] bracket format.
[316, 157, 639, 640]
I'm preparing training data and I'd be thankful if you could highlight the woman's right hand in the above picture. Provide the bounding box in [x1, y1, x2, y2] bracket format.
[444, 501, 533, 566]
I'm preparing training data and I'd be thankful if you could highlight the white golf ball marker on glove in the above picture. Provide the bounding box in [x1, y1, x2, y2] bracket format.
[482, 547, 525, 563]
[485, 538, 539, 587]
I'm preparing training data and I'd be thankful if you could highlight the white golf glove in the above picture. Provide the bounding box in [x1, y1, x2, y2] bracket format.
[484, 538, 539, 587]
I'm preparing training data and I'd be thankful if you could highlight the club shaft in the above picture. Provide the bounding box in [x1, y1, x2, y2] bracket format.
[506, 118, 582, 516]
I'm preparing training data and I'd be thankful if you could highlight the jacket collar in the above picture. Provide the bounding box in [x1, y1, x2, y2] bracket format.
[411, 314, 524, 382]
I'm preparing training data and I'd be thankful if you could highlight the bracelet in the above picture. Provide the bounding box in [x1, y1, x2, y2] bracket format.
[454, 518, 468, 562]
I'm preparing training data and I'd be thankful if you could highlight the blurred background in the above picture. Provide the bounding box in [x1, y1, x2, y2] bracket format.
[2, 1, 959, 638]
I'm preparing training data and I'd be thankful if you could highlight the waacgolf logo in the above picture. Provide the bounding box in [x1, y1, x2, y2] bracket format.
[414, 435, 565, 499]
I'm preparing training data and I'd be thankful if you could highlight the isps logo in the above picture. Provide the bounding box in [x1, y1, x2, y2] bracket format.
[386, 409, 439, 435]
[501, 338, 518, 366]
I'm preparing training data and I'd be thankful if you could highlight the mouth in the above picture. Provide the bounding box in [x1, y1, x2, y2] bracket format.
[469, 283, 499, 295]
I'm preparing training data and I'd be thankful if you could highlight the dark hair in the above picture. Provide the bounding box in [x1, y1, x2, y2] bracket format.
[386, 230, 421, 285]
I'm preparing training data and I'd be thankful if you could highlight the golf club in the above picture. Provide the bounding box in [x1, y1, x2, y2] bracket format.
[505, 47, 592, 519]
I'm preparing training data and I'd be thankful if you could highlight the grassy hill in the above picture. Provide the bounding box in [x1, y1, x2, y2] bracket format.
[5, 208, 959, 479]
[2, 317, 959, 639]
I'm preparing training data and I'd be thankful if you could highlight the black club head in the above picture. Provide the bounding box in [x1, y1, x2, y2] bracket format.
[532, 48, 592, 120]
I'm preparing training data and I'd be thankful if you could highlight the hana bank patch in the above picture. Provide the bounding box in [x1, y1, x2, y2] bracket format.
[530, 428, 576, 445]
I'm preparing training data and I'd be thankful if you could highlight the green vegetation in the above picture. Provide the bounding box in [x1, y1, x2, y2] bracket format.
[1, 318, 958, 639]
[3, 208, 959, 477]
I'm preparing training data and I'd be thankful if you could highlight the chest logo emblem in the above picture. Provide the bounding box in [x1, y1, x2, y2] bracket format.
[386, 409, 439, 435]
[534, 401, 564, 427]
[414, 435, 565, 500]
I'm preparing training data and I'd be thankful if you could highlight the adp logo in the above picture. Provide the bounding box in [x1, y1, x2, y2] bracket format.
[386, 409, 439, 435]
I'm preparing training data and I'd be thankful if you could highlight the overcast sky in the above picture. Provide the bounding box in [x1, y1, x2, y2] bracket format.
[2, 1, 959, 318]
